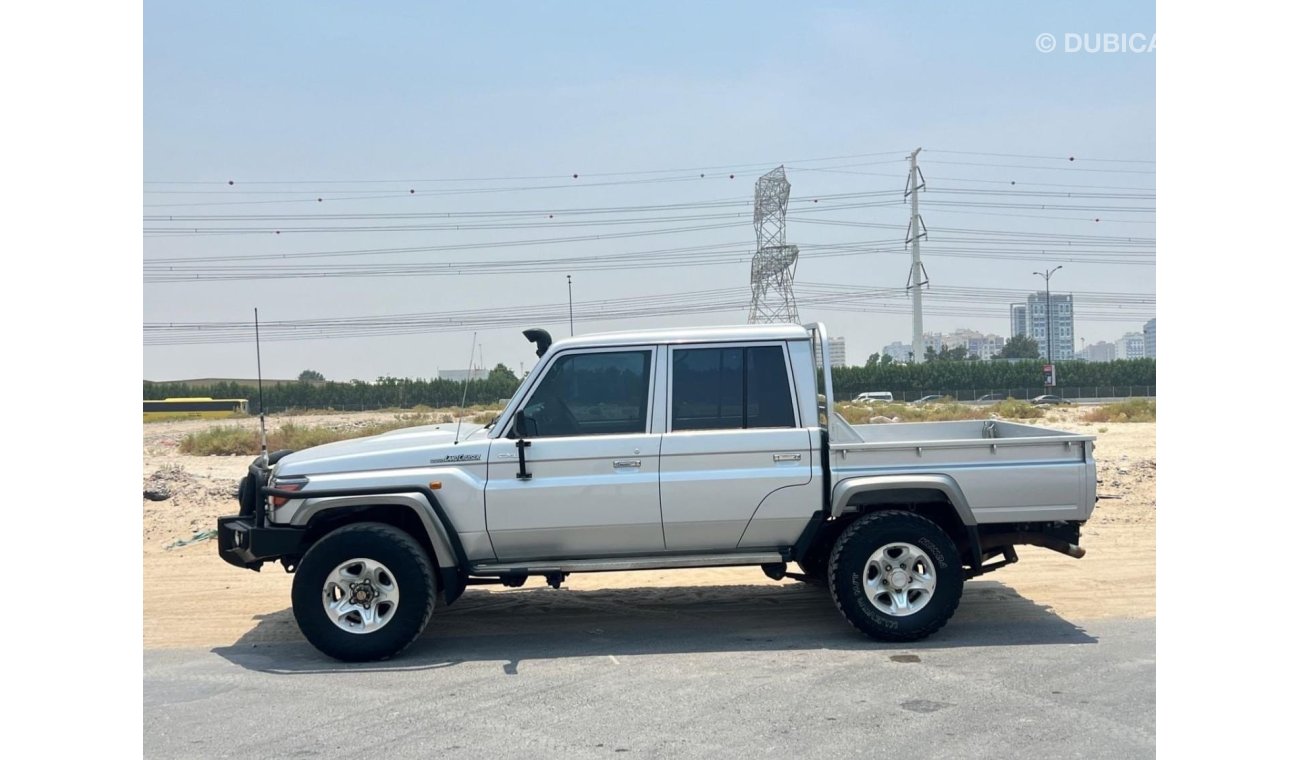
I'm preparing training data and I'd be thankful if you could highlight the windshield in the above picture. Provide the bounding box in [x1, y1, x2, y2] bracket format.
[490, 354, 544, 437]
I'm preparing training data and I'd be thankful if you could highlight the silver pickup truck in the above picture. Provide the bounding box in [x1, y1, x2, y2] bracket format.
[218, 323, 1095, 662]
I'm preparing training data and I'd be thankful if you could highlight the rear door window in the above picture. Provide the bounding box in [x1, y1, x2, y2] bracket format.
[671, 345, 795, 431]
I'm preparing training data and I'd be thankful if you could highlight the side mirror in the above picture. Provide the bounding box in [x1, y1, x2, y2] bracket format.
[514, 409, 537, 438]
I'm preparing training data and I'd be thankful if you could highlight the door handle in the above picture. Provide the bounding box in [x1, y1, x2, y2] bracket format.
[612, 459, 642, 468]
[772, 453, 802, 462]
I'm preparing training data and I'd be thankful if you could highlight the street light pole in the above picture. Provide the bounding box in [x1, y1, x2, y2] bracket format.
[1032, 266, 1063, 363]
[566, 274, 574, 336]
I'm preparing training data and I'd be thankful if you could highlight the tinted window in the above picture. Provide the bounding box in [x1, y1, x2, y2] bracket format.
[671, 348, 743, 430]
[520, 351, 651, 437]
[672, 345, 795, 431]
[745, 345, 796, 428]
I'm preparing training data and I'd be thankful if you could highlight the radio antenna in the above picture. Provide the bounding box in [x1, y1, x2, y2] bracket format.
[453, 331, 478, 445]
[254, 308, 269, 460]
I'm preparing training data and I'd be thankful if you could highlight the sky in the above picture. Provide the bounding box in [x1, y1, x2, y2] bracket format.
[144, 1, 1155, 381]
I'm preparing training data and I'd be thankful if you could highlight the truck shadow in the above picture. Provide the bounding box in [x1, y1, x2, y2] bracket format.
[212, 580, 1096, 674]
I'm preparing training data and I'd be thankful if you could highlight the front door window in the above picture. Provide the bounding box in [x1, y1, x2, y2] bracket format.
[519, 350, 652, 438]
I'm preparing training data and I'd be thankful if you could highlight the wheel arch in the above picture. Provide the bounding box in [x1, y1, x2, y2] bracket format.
[831, 475, 976, 562]
[290, 494, 467, 603]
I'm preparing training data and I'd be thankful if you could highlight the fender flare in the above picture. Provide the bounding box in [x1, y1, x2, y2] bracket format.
[291, 493, 457, 567]
[274, 485, 469, 603]
[830, 473, 976, 526]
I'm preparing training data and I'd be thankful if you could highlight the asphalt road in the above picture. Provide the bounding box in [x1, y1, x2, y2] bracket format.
[145, 583, 1154, 759]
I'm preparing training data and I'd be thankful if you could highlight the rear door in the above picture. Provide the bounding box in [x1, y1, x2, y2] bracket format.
[484, 346, 665, 561]
[659, 342, 815, 550]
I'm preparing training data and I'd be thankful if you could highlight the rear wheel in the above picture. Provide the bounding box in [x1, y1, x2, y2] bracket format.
[291, 522, 436, 662]
[828, 511, 963, 642]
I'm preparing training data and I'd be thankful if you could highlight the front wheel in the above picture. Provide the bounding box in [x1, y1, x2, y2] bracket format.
[291, 522, 436, 662]
[828, 511, 964, 642]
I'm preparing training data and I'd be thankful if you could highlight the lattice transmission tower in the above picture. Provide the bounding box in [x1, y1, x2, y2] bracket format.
[747, 166, 800, 324]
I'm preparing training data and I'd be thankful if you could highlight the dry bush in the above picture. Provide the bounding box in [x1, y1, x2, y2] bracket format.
[988, 399, 1045, 419]
[178, 427, 258, 455]
[179, 414, 446, 456]
[471, 410, 501, 425]
[1081, 399, 1155, 423]
[836, 398, 1045, 424]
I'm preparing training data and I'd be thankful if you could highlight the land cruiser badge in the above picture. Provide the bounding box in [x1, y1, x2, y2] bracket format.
[431, 454, 481, 463]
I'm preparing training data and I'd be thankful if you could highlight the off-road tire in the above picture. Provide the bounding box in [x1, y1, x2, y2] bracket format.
[236, 475, 253, 517]
[828, 510, 963, 642]
[291, 522, 436, 662]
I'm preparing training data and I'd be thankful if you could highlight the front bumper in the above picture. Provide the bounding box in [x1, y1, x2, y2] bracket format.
[217, 515, 306, 570]
[219, 450, 302, 571]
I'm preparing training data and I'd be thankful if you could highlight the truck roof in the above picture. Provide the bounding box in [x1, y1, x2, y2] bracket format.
[547, 323, 811, 352]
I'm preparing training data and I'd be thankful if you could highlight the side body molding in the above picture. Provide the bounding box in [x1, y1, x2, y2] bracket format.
[830, 473, 977, 526]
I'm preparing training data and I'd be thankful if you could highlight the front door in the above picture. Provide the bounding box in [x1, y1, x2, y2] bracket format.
[485, 346, 665, 561]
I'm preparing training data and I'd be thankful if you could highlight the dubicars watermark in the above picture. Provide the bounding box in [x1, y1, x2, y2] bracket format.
[1036, 32, 1156, 54]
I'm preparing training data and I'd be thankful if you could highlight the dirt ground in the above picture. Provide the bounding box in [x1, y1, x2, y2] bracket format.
[142, 409, 1154, 649]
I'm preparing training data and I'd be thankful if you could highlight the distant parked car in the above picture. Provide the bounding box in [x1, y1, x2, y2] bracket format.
[1031, 395, 1072, 406]
[913, 395, 945, 405]
[853, 391, 894, 404]
[976, 393, 1007, 402]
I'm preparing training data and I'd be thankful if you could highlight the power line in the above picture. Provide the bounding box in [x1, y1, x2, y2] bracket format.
[926, 149, 1154, 164]
[144, 281, 1155, 346]
[143, 198, 908, 237]
[145, 220, 753, 263]
[143, 189, 901, 222]
[145, 236, 1154, 283]
[925, 159, 1155, 175]
[143, 150, 913, 185]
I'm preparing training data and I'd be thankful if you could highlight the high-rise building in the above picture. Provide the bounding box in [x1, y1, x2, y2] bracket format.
[438, 368, 489, 382]
[1119, 332, 1146, 360]
[968, 334, 1006, 360]
[1143, 318, 1156, 359]
[829, 336, 846, 368]
[921, 331, 945, 356]
[1080, 341, 1118, 362]
[1011, 292, 1075, 363]
[815, 336, 848, 368]
[882, 341, 912, 363]
[1010, 304, 1027, 341]
[920, 328, 1007, 360]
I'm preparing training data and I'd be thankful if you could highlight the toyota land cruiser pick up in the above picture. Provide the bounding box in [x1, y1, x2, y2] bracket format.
[218, 323, 1094, 661]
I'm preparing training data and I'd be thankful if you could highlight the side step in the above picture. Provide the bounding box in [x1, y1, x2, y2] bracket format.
[470, 551, 785, 576]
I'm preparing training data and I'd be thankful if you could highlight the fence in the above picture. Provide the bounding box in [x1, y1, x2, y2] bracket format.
[246, 404, 499, 416]
[251, 389, 1158, 413]
[842, 386, 1157, 403]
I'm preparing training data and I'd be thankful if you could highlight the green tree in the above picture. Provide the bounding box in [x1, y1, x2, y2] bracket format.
[999, 335, 1040, 359]
[298, 369, 325, 382]
[488, 363, 518, 383]
[927, 344, 969, 362]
